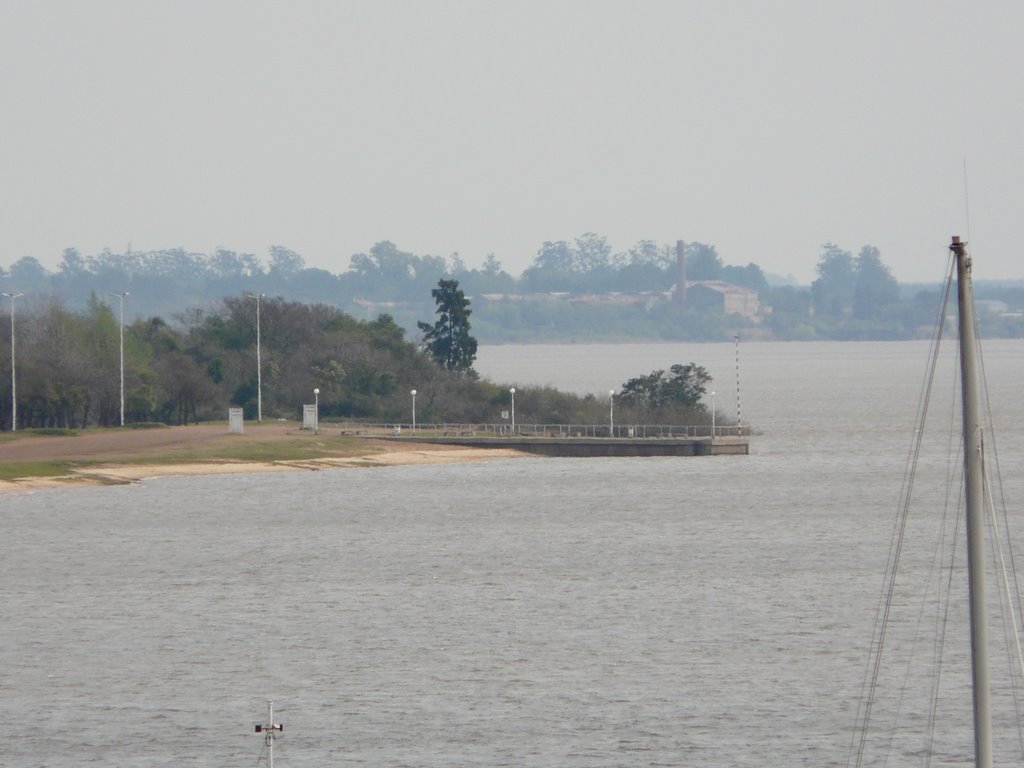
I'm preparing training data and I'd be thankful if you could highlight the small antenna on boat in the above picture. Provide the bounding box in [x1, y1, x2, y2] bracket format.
[255, 700, 284, 768]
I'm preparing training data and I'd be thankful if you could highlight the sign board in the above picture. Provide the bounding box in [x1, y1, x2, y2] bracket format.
[228, 407, 244, 434]
[501, 410, 509, 420]
[302, 404, 317, 430]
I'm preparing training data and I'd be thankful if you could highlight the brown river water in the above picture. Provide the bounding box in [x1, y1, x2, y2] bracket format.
[3, 340, 1024, 766]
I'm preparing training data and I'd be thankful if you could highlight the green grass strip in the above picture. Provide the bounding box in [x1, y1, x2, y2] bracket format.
[0, 460, 78, 482]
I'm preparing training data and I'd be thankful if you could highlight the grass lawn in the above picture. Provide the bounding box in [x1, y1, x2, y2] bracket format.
[0, 424, 377, 483]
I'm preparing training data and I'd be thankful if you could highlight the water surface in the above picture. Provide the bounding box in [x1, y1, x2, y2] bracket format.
[3, 340, 1024, 766]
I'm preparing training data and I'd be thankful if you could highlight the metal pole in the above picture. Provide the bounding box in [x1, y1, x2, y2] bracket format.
[3, 292, 23, 431]
[113, 292, 129, 426]
[256, 295, 263, 422]
[711, 390, 716, 437]
[510, 388, 516, 434]
[247, 293, 265, 422]
[411, 389, 416, 431]
[609, 390, 614, 436]
[9, 295, 15, 432]
[951, 235, 993, 768]
[119, 294, 125, 426]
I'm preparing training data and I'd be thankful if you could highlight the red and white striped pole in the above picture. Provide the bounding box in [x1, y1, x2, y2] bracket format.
[734, 335, 742, 436]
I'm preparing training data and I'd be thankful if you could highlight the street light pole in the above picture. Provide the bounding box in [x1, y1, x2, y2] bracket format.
[313, 388, 319, 434]
[509, 387, 516, 435]
[609, 390, 615, 436]
[2, 292, 23, 432]
[410, 389, 417, 431]
[247, 293, 265, 422]
[710, 390, 716, 438]
[113, 291, 130, 426]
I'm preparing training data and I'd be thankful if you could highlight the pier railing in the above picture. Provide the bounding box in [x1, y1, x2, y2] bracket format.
[331, 422, 746, 439]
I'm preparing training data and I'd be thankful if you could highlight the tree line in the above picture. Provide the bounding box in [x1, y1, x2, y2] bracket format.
[0, 289, 719, 431]
[4, 235, 1018, 342]
[0, 237, 751, 319]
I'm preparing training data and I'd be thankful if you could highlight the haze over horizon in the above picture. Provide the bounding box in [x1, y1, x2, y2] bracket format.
[2, 1, 1021, 285]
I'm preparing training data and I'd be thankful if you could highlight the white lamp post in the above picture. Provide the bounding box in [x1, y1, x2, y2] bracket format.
[2, 292, 23, 432]
[711, 390, 716, 438]
[507, 387, 516, 436]
[609, 390, 615, 436]
[247, 292, 265, 422]
[112, 291, 130, 426]
[313, 387, 320, 434]
[410, 389, 417, 431]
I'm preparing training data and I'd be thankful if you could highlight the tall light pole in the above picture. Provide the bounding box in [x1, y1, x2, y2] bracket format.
[507, 387, 516, 436]
[247, 293, 265, 422]
[3, 292, 23, 432]
[609, 390, 615, 436]
[313, 388, 319, 434]
[410, 389, 417, 431]
[710, 390, 716, 438]
[113, 291, 130, 426]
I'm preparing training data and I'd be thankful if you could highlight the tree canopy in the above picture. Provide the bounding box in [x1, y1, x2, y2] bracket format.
[2, 234, 1021, 344]
[2, 296, 726, 431]
[617, 363, 711, 411]
[417, 279, 478, 376]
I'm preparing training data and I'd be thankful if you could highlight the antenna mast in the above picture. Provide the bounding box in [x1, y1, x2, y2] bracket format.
[255, 700, 284, 768]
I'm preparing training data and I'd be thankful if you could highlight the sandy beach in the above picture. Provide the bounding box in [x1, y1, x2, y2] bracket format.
[0, 423, 525, 493]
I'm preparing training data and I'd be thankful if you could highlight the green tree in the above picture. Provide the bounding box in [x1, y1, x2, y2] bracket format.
[8, 255, 50, 293]
[686, 243, 722, 280]
[481, 253, 503, 276]
[58, 248, 87, 278]
[617, 363, 711, 408]
[574, 232, 611, 273]
[721, 262, 769, 292]
[626, 240, 673, 270]
[661, 363, 712, 406]
[811, 243, 856, 317]
[852, 246, 900, 319]
[418, 279, 478, 376]
[532, 240, 575, 272]
[268, 245, 305, 277]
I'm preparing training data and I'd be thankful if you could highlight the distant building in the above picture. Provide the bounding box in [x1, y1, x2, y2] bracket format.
[674, 280, 760, 318]
[480, 283, 761, 318]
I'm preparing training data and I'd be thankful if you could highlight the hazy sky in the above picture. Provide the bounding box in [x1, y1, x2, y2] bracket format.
[2, 1, 1021, 284]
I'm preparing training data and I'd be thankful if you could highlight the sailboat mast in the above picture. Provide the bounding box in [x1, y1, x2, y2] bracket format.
[951, 234, 993, 768]
[255, 700, 283, 768]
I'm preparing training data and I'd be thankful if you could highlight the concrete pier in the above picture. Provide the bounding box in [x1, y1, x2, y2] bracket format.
[374, 435, 749, 457]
